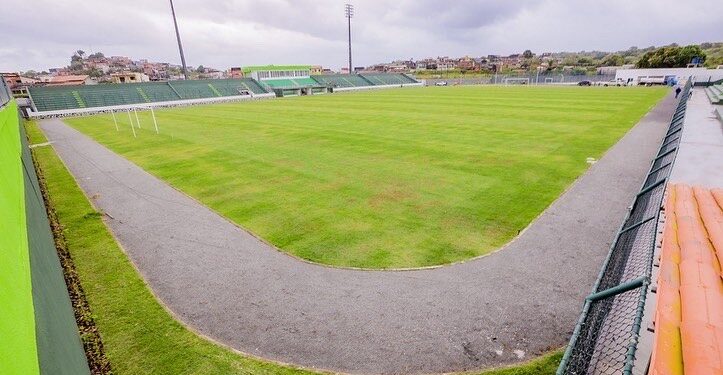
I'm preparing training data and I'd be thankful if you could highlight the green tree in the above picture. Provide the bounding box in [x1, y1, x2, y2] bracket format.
[677, 45, 706, 66]
[196, 65, 205, 73]
[522, 49, 533, 59]
[635, 45, 706, 68]
[88, 52, 105, 59]
[601, 54, 624, 66]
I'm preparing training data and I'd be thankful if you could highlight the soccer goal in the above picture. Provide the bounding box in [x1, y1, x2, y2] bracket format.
[503, 78, 530, 85]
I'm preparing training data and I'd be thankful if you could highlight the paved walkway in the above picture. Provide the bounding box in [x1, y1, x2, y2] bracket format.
[669, 88, 723, 187]
[39, 93, 676, 374]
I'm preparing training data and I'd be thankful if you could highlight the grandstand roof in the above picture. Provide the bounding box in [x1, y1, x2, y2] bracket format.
[648, 184, 723, 375]
[242, 65, 311, 73]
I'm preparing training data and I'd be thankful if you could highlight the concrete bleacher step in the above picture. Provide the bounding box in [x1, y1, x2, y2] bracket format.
[208, 84, 222, 97]
[71, 91, 86, 108]
[704, 86, 723, 104]
[137, 88, 151, 102]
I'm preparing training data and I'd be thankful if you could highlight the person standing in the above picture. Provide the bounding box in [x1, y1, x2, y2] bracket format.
[675, 86, 682, 98]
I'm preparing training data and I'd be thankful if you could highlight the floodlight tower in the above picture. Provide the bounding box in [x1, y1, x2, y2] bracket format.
[345, 3, 354, 74]
[169, 0, 189, 80]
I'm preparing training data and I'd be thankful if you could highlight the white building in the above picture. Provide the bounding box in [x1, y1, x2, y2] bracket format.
[615, 67, 723, 85]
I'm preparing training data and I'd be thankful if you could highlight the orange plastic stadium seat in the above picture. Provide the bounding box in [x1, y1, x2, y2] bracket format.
[712, 188, 723, 209]
[648, 317, 683, 375]
[649, 183, 723, 375]
[680, 321, 723, 374]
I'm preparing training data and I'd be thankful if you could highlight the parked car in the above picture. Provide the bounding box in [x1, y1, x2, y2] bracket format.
[435, 81, 448, 86]
[578, 80, 592, 86]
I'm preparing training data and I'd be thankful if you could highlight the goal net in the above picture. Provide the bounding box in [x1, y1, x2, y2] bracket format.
[503, 78, 530, 85]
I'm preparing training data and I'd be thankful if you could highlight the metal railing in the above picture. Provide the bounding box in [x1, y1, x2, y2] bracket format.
[557, 79, 692, 375]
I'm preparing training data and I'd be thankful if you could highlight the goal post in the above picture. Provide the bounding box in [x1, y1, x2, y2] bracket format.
[503, 78, 530, 85]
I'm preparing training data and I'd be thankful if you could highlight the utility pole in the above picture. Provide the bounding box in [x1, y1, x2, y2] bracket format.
[169, 0, 189, 80]
[345, 4, 354, 74]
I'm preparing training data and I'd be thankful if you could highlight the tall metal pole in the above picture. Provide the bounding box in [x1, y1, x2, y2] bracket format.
[345, 4, 354, 74]
[169, 0, 189, 80]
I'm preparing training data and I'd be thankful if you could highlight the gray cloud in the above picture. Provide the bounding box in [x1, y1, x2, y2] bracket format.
[1, 0, 721, 72]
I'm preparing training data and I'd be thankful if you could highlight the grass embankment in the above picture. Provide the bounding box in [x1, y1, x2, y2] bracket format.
[66, 86, 666, 269]
[28, 119, 563, 374]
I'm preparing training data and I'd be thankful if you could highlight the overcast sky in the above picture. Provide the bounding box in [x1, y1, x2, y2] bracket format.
[1, 0, 721, 72]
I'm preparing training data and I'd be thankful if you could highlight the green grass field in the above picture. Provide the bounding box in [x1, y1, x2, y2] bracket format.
[65, 86, 666, 268]
[27, 118, 564, 374]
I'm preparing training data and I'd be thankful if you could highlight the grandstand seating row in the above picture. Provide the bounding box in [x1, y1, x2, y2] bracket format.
[29, 74, 419, 112]
[358, 73, 417, 86]
[704, 84, 723, 104]
[311, 74, 373, 88]
[29, 78, 268, 112]
[648, 184, 723, 375]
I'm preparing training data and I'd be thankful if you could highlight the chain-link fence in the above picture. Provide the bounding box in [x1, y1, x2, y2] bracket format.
[421, 74, 616, 86]
[557, 80, 692, 375]
[0, 76, 11, 107]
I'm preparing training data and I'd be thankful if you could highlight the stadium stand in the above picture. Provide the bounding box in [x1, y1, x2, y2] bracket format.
[29, 86, 86, 112]
[206, 78, 267, 96]
[311, 74, 373, 88]
[359, 73, 418, 85]
[704, 83, 723, 104]
[558, 81, 692, 375]
[76, 84, 147, 107]
[167, 80, 219, 99]
[648, 184, 723, 375]
[139, 82, 182, 102]
[263, 77, 323, 89]
[29, 79, 270, 114]
[27, 74, 419, 114]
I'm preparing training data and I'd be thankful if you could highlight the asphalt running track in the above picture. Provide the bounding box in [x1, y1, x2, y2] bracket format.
[40, 92, 676, 374]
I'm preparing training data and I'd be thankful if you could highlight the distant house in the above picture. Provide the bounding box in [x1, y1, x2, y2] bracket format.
[45, 75, 94, 86]
[1, 72, 22, 89]
[458, 56, 478, 70]
[110, 72, 149, 84]
[227, 67, 244, 78]
[1, 72, 39, 95]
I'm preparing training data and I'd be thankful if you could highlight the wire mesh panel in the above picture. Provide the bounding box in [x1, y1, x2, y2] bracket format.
[623, 183, 665, 228]
[643, 164, 672, 189]
[651, 151, 676, 171]
[598, 220, 656, 291]
[564, 287, 645, 375]
[558, 80, 692, 375]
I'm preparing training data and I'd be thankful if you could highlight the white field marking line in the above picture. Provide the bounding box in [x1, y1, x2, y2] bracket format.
[29, 141, 54, 148]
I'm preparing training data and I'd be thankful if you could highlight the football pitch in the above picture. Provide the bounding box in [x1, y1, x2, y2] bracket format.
[65, 86, 666, 268]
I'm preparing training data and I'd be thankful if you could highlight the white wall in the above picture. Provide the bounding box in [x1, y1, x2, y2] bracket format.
[615, 67, 723, 84]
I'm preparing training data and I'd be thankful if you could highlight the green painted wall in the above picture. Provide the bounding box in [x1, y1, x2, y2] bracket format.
[0, 100, 89, 374]
[0, 101, 39, 374]
[21, 124, 90, 375]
